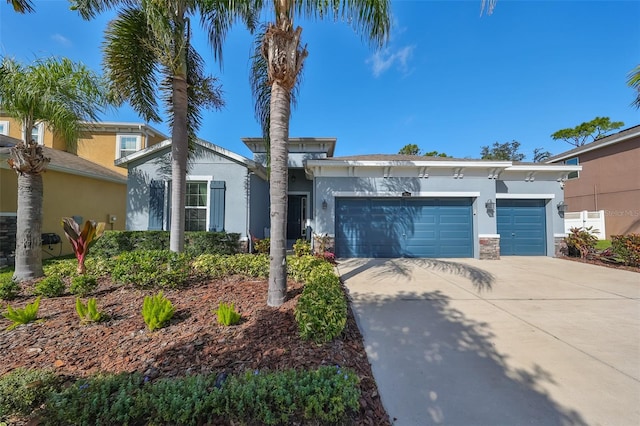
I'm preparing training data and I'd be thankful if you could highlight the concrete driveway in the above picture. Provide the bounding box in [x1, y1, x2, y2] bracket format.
[337, 257, 640, 426]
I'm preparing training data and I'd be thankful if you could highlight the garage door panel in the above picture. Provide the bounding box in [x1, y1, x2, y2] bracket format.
[336, 197, 473, 258]
[497, 199, 546, 256]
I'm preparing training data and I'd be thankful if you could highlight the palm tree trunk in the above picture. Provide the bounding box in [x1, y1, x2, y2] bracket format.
[13, 172, 44, 281]
[267, 80, 290, 307]
[169, 73, 189, 253]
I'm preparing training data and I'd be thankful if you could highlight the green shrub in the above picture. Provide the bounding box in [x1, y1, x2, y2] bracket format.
[92, 231, 240, 258]
[69, 275, 98, 296]
[33, 275, 66, 298]
[254, 237, 270, 254]
[193, 253, 269, 279]
[295, 269, 347, 343]
[216, 302, 241, 326]
[0, 275, 20, 301]
[42, 258, 77, 278]
[565, 227, 598, 259]
[287, 255, 327, 283]
[3, 297, 41, 331]
[142, 292, 174, 331]
[84, 256, 116, 277]
[75, 297, 105, 324]
[611, 234, 640, 267]
[111, 250, 191, 288]
[293, 239, 311, 257]
[0, 368, 59, 421]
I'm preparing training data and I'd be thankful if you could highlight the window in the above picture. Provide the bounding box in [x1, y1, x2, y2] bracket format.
[117, 134, 141, 159]
[0, 121, 9, 135]
[21, 122, 44, 144]
[185, 181, 208, 231]
[564, 157, 579, 179]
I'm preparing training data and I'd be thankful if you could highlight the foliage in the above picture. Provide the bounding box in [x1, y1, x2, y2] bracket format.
[532, 147, 551, 163]
[628, 64, 640, 109]
[44, 367, 359, 425]
[564, 227, 598, 259]
[254, 237, 270, 254]
[0, 275, 20, 300]
[595, 240, 612, 251]
[91, 231, 241, 258]
[61, 218, 105, 274]
[0, 368, 59, 421]
[295, 269, 348, 343]
[216, 302, 241, 326]
[551, 117, 625, 147]
[33, 275, 66, 298]
[293, 239, 311, 257]
[3, 297, 41, 330]
[424, 150, 449, 158]
[480, 140, 525, 161]
[287, 255, 327, 284]
[193, 253, 269, 279]
[142, 292, 174, 331]
[69, 275, 98, 296]
[43, 258, 77, 278]
[611, 234, 640, 267]
[398, 143, 420, 155]
[111, 250, 191, 288]
[75, 297, 104, 324]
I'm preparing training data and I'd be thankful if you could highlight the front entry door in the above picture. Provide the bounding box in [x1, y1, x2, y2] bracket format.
[287, 195, 307, 240]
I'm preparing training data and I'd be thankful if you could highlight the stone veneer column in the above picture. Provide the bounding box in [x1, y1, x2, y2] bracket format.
[0, 215, 17, 267]
[313, 234, 335, 255]
[554, 235, 567, 257]
[479, 235, 500, 260]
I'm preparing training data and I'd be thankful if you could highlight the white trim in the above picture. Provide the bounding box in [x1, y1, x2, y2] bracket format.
[288, 191, 311, 237]
[116, 133, 142, 160]
[185, 177, 213, 232]
[505, 165, 581, 172]
[479, 234, 500, 239]
[332, 191, 481, 198]
[310, 159, 512, 168]
[496, 193, 555, 199]
[546, 127, 640, 162]
[554, 233, 568, 238]
[0, 212, 17, 217]
[22, 122, 44, 145]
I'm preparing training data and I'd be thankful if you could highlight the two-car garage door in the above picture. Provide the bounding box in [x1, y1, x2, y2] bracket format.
[335, 197, 473, 258]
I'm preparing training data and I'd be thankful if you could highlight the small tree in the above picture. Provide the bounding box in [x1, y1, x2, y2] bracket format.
[551, 117, 624, 147]
[62, 218, 106, 274]
[398, 144, 421, 155]
[424, 150, 449, 158]
[532, 147, 551, 163]
[480, 141, 525, 161]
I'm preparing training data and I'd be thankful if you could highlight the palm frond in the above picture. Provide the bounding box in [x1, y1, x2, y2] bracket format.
[627, 65, 640, 109]
[103, 7, 162, 123]
[71, 0, 137, 20]
[7, 0, 34, 13]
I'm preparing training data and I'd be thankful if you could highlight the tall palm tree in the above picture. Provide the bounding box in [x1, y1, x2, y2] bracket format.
[251, 1, 391, 307]
[72, 0, 257, 252]
[0, 57, 110, 281]
[628, 65, 640, 109]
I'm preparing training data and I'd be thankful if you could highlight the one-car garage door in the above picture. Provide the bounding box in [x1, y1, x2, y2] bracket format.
[497, 199, 547, 255]
[335, 197, 473, 258]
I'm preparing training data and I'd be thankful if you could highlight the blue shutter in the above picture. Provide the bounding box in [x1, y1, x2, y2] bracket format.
[148, 180, 165, 230]
[209, 181, 225, 232]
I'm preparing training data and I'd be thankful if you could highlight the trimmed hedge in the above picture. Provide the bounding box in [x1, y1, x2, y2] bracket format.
[111, 250, 192, 288]
[91, 231, 241, 258]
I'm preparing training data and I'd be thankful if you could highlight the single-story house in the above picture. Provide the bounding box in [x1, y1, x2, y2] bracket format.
[119, 136, 581, 260]
[546, 125, 640, 236]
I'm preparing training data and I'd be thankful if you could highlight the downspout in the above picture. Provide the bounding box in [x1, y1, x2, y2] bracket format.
[246, 170, 252, 253]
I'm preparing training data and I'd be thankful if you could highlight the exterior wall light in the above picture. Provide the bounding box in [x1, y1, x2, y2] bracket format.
[557, 201, 568, 213]
[485, 199, 496, 211]
[322, 199, 328, 210]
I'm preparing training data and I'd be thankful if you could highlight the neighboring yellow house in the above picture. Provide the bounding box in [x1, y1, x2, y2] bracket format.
[0, 117, 167, 265]
[0, 115, 167, 175]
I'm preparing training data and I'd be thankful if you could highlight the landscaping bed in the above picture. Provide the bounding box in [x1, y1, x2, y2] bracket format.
[0, 273, 389, 425]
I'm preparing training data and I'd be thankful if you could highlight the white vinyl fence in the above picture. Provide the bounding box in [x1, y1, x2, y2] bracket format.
[564, 210, 606, 239]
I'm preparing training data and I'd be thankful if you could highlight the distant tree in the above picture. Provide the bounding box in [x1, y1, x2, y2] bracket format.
[532, 148, 551, 163]
[480, 141, 525, 161]
[398, 144, 421, 155]
[551, 117, 624, 147]
[628, 65, 640, 109]
[424, 150, 450, 158]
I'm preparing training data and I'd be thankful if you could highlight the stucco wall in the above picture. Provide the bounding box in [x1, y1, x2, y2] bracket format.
[560, 138, 640, 236]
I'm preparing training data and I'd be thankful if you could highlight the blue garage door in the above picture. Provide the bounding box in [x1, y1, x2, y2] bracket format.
[335, 198, 473, 258]
[497, 199, 547, 256]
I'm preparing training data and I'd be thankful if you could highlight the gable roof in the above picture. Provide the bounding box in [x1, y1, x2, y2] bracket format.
[546, 124, 640, 163]
[0, 136, 126, 184]
[115, 138, 267, 179]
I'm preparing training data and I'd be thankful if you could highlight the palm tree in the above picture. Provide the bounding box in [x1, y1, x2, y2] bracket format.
[628, 65, 640, 109]
[0, 57, 110, 281]
[72, 0, 256, 252]
[250, 1, 391, 307]
[6, 0, 34, 13]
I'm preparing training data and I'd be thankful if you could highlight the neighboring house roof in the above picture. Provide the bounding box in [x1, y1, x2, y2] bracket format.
[0, 137, 127, 184]
[115, 138, 268, 179]
[546, 124, 640, 163]
[80, 121, 168, 139]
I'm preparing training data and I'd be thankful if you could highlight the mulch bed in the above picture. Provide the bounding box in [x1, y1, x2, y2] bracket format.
[0, 276, 390, 425]
[559, 255, 639, 273]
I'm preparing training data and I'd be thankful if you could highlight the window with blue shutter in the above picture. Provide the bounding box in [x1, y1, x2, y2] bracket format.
[209, 181, 225, 232]
[148, 180, 165, 230]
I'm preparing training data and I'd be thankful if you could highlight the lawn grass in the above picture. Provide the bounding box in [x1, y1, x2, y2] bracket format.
[595, 240, 611, 250]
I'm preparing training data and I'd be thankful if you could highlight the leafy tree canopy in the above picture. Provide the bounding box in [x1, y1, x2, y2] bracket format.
[551, 116, 624, 147]
[398, 144, 449, 157]
[532, 147, 551, 163]
[480, 141, 525, 161]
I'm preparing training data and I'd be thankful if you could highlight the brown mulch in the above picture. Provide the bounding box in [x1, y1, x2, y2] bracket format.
[560, 255, 640, 273]
[0, 276, 390, 425]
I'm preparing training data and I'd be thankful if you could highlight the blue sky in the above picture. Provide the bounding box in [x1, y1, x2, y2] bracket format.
[1, 0, 639, 160]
